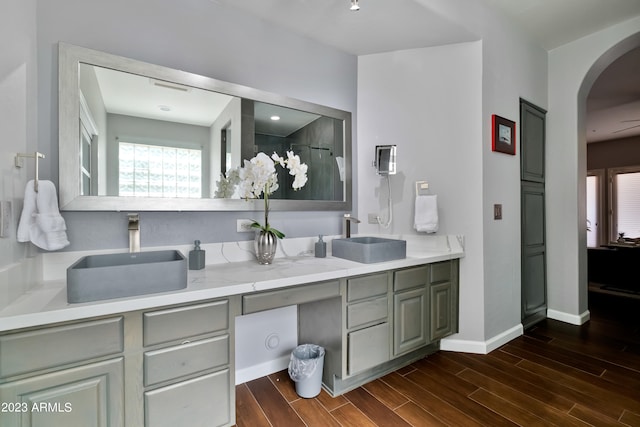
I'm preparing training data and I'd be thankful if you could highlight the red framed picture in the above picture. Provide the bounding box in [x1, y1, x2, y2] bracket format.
[491, 115, 516, 155]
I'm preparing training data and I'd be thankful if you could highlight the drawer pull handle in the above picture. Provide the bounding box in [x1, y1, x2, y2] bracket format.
[181, 340, 191, 345]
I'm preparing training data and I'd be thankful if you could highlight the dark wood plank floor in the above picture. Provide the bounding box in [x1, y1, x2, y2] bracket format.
[236, 292, 640, 426]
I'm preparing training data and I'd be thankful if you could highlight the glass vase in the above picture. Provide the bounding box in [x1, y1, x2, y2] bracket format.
[254, 230, 278, 265]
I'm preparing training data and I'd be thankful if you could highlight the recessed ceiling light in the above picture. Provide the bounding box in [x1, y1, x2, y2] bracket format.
[270, 115, 281, 121]
[159, 105, 172, 112]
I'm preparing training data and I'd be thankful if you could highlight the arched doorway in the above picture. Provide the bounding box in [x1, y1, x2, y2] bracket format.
[578, 32, 640, 314]
[546, 23, 640, 325]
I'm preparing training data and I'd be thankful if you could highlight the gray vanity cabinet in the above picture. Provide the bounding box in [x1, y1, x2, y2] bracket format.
[142, 299, 234, 427]
[0, 317, 125, 427]
[301, 260, 459, 397]
[0, 299, 235, 427]
[394, 261, 459, 345]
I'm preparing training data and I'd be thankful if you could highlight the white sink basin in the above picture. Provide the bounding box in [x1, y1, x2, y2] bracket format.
[332, 237, 406, 263]
[67, 250, 187, 303]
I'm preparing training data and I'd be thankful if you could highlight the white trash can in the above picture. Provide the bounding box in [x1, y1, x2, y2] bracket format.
[288, 344, 325, 398]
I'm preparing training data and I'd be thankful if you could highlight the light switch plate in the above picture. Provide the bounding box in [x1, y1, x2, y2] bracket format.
[0, 201, 12, 238]
[494, 204, 502, 220]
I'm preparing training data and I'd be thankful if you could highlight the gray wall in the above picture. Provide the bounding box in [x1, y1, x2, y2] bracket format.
[587, 135, 640, 170]
[0, 0, 37, 268]
[36, 0, 357, 251]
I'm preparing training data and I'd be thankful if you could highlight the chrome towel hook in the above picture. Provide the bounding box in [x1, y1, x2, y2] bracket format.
[15, 152, 46, 192]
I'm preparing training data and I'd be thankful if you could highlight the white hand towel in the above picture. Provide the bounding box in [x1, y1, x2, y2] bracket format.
[414, 194, 439, 233]
[17, 180, 37, 242]
[17, 180, 70, 251]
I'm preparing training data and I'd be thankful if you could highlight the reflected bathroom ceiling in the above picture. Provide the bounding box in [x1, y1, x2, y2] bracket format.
[93, 65, 316, 135]
[93, 66, 232, 127]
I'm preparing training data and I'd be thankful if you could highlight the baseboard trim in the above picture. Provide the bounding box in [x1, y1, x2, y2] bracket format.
[440, 324, 523, 354]
[547, 308, 591, 325]
[235, 355, 290, 385]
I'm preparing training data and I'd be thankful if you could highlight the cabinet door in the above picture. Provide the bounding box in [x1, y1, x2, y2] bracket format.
[430, 282, 453, 341]
[520, 100, 546, 183]
[393, 287, 427, 356]
[521, 181, 547, 328]
[0, 358, 124, 427]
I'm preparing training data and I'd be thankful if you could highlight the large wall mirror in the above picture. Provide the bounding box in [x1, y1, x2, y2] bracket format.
[59, 43, 352, 211]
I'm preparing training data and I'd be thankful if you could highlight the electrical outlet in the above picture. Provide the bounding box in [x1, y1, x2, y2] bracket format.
[237, 219, 255, 233]
[368, 213, 379, 224]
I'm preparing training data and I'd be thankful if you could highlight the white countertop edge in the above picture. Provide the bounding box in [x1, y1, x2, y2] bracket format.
[1, 235, 464, 332]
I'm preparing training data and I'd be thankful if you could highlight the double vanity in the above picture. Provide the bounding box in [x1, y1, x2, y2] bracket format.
[0, 42, 463, 426]
[0, 235, 463, 427]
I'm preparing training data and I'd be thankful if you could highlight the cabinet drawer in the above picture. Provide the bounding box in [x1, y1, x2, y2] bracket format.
[145, 369, 230, 427]
[144, 335, 229, 387]
[243, 280, 340, 314]
[143, 300, 229, 347]
[347, 323, 389, 376]
[347, 297, 388, 330]
[430, 261, 452, 284]
[394, 266, 428, 292]
[0, 317, 124, 379]
[347, 273, 388, 302]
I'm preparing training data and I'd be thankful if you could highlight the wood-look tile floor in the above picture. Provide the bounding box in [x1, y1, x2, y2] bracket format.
[235, 292, 640, 426]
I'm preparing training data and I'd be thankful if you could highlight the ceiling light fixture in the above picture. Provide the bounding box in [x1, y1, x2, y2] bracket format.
[270, 115, 281, 121]
[350, 0, 360, 11]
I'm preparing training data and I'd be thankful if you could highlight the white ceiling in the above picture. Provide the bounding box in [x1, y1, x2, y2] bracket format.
[214, 0, 640, 143]
[585, 46, 640, 142]
[96, 0, 640, 143]
[214, 0, 640, 55]
[212, 0, 477, 56]
[486, 0, 640, 51]
[487, 0, 640, 143]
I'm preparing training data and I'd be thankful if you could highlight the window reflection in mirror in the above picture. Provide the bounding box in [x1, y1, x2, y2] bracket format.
[79, 63, 235, 199]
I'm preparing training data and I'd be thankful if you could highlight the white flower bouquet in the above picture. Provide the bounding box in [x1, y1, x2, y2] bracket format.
[238, 151, 308, 238]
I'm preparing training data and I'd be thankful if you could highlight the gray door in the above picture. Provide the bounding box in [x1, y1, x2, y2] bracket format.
[520, 100, 547, 328]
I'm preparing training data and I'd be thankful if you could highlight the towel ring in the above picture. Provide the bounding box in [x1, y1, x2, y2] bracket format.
[15, 152, 46, 192]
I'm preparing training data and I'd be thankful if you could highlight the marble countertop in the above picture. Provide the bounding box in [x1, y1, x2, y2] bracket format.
[0, 235, 464, 332]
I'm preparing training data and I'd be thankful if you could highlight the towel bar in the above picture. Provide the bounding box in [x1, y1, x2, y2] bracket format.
[15, 152, 46, 192]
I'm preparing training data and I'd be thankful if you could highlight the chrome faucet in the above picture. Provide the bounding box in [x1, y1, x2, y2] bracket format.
[128, 213, 140, 253]
[343, 213, 361, 238]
